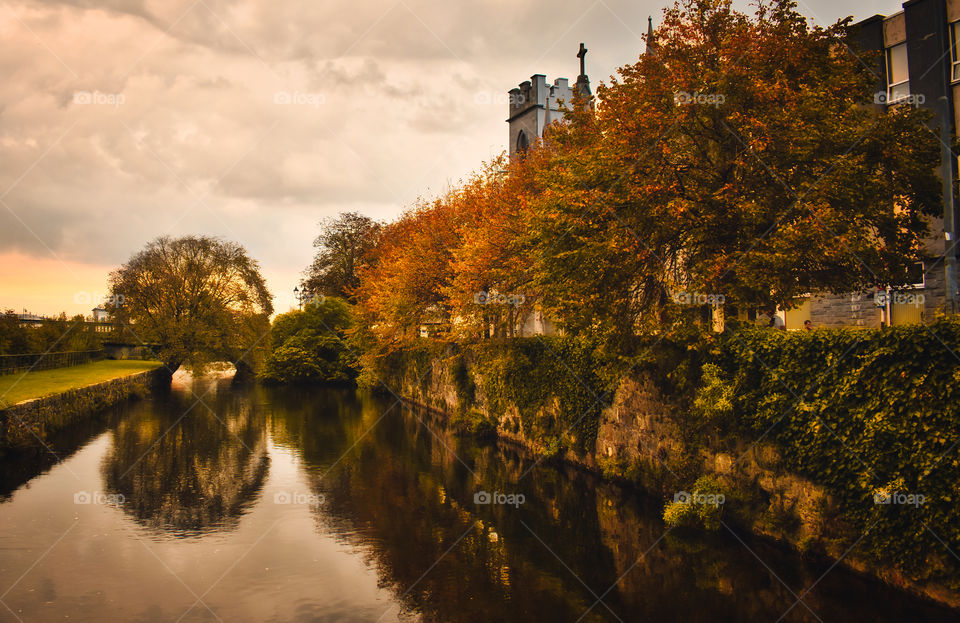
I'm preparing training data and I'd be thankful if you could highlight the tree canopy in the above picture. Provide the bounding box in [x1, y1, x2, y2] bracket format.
[303, 212, 382, 300]
[530, 0, 940, 339]
[108, 236, 273, 373]
[352, 0, 943, 350]
[0, 311, 101, 356]
[260, 297, 357, 385]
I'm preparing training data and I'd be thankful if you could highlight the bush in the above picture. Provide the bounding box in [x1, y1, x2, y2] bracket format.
[370, 336, 615, 456]
[471, 337, 613, 455]
[663, 476, 726, 531]
[260, 298, 358, 385]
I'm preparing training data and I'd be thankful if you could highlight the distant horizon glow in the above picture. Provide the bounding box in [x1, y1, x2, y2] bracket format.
[1, 0, 909, 316]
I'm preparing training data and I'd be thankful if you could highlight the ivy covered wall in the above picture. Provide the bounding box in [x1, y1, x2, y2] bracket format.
[368, 319, 960, 604]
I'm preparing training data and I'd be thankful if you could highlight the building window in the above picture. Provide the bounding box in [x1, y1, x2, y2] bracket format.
[516, 131, 529, 157]
[886, 43, 910, 103]
[951, 22, 960, 82]
[906, 261, 925, 289]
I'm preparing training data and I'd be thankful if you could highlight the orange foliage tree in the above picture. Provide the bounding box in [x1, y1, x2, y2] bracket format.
[528, 0, 941, 342]
[353, 0, 942, 352]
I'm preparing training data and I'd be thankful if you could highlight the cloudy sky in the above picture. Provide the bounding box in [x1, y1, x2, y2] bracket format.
[1, 0, 904, 316]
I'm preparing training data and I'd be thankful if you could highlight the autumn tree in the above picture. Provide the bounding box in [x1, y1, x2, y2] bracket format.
[443, 156, 544, 339]
[353, 197, 465, 350]
[108, 236, 273, 374]
[528, 0, 941, 340]
[303, 212, 382, 300]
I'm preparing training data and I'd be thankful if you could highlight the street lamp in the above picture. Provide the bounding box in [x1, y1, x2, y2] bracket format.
[293, 286, 303, 311]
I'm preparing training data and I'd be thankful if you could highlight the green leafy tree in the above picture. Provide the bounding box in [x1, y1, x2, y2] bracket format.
[261, 297, 357, 385]
[0, 311, 39, 355]
[0, 311, 100, 356]
[108, 236, 273, 374]
[303, 212, 382, 300]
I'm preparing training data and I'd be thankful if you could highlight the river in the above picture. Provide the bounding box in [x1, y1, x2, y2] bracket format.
[0, 373, 955, 622]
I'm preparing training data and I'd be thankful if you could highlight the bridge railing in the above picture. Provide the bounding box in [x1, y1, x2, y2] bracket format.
[0, 350, 107, 376]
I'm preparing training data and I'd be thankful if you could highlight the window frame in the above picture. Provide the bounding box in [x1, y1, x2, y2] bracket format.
[951, 21, 960, 83]
[886, 43, 911, 103]
[894, 261, 926, 291]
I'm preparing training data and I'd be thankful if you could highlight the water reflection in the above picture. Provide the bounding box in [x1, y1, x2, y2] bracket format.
[266, 386, 956, 623]
[0, 378, 955, 622]
[0, 415, 113, 501]
[101, 376, 270, 535]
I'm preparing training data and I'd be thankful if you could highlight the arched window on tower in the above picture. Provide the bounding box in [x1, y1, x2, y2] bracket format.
[516, 131, 529, 157]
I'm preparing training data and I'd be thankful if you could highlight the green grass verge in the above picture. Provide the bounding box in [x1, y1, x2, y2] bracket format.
[0, 360, 163, 406]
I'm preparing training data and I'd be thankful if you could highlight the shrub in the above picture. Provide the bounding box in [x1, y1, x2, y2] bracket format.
[663, 475, 726, 531]
[719, 318, 960, 584]
[260, 298, 358, 385]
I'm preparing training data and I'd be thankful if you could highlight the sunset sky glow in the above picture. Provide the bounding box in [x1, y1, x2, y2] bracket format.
[1, 0, 907, 317]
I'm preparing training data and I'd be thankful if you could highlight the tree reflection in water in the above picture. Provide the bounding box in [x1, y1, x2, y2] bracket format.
[11, 376, 945, 621]
[102, 375, 269, 535]
[264, 386, 958, 623]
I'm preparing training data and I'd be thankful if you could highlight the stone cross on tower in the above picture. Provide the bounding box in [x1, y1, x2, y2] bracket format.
[577, 43, 588, 77]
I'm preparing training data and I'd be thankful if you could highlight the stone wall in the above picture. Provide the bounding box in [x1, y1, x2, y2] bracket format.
[807, 224, 956, 329]
[808, 291, 882, 328]
[390, 355, 959, 609]
[393, 357, 833, 541]
[0, 368, 164, 448]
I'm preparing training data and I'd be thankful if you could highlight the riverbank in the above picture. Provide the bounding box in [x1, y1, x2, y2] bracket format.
[369, 321, 960, 610]
[0, 364, 165, 449]
[2, 378, 953, 621]
[0, 359, 163, 406]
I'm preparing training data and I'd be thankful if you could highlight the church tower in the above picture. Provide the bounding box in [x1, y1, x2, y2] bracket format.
[507, 44, 591, 161]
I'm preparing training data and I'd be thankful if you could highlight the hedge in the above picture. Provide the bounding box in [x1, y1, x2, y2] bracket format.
[715, 318, 960, 586]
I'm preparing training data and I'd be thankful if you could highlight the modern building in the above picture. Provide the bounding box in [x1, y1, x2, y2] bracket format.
[783, 0, 960, 329]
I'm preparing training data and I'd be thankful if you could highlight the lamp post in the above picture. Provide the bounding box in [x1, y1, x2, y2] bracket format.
[293, 286, 303, 311]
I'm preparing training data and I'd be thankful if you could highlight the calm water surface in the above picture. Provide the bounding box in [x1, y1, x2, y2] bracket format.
[0, 373, 955, 622]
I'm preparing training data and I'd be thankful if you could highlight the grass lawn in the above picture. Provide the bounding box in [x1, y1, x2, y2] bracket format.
[0, 359, 163, 406]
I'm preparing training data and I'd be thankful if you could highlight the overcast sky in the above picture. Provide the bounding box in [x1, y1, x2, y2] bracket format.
[1, 0, 906, 315]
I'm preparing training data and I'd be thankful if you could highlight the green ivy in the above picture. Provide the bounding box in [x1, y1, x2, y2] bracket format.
[369, 320, 960, 589]
[373, 337, 615, 456]
[663, 475, 726, 531]
[471, 337, 614, 456]
[716, 318, 960, 586]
